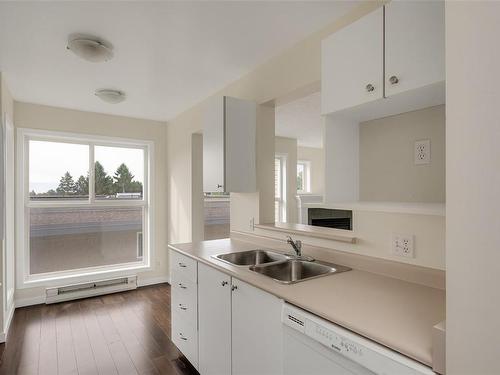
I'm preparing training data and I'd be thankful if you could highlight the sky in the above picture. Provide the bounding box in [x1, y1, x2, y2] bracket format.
[29, 140, 144, 194]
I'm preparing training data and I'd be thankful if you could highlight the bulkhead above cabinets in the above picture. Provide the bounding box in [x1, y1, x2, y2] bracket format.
[203, 96, 257, 193]
[321, 1, 445, 118]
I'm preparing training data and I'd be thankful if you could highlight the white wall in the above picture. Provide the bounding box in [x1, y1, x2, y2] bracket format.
[297, 146, 324, 195]
[165, 1, 444, 270]
[13, 102, 168, 305]
[275, 136, 298, 223]
[360, 105, 445, 202]
[255, 209, 445, 270]
[324, 117, 359, 203]
[446, 2, 500, 373]
[166, 2, 384, 245]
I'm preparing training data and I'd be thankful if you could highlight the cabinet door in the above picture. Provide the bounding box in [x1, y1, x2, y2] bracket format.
[203, 96, 225, 193]
[225, 97, 257, 193]
[198, 263, 232, 375]
[384, 1, 445, 97]
[321, 7, 383, 114]
[231, 278, 283, 375]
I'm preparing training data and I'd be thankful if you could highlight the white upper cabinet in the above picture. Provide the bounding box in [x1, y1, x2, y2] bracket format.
[384, 1, 445, 97]
[203, 96, 225, 193]
[321, 7, 384, 115]
[203, 96, 257, 193]
[322, 3, 445, 116]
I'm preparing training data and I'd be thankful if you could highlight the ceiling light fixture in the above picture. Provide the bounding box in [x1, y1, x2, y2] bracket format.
[67, 34, 114, 63]
[95, 89, 126, 104]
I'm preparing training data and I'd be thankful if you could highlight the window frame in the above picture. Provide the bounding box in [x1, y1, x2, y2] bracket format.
[16, 128, 155, 289]
[274, 154, 287, 223]
[297, 160, 311, 193]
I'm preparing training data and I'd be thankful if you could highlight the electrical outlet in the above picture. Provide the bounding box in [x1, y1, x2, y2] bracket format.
[392, 234, 414, 258]
[414, 139, 430, 165]
[249, 217, 255, 231]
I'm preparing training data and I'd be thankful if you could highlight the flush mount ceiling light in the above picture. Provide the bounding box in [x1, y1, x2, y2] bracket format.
[95, 89, 126, 104]
[67, 34, 114, 63]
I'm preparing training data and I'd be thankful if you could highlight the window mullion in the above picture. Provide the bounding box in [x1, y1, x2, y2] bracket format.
[89, 143, 95, 204]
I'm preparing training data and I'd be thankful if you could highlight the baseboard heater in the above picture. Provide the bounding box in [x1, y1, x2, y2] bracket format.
[45, 275, 137, 304]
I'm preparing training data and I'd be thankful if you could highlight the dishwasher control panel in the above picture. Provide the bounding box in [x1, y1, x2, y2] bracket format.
[307, 319, 365, 359]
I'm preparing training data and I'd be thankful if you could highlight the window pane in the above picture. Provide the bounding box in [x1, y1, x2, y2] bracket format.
[297, 164, 305, 191]
[94, 146, 144, 200]
[29, 207, 143, 274]
[275, 158, 281, 198]
[29, 140, 89, 200]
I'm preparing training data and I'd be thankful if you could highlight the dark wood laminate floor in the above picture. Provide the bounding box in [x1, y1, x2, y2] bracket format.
[0, 284, 199, 375]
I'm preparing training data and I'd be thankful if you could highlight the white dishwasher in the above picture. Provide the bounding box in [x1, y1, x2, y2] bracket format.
[282, 303, 436, 375]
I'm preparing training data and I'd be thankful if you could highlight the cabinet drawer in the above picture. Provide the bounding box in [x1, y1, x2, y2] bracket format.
[171, 278, 197, 325]
[171, 272, 197, 299]
[170, 250, 197, 283]
[172, 314, 198, 369]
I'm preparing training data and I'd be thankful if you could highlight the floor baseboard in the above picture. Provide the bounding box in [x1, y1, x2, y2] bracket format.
[15, 295, 46, 309]
[1, 302, 16, 342]
[137, 275, 170, 287]
[14, 275, 170, 309]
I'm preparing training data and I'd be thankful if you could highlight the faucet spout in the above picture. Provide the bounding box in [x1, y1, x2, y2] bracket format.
[286, 236, 302, 257]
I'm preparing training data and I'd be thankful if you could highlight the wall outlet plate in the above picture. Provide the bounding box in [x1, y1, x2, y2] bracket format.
[414, 139, 431, 165]
[392, 234, 415, 258]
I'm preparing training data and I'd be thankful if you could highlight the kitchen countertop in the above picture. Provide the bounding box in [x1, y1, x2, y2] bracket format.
[168, 238, 445, 368]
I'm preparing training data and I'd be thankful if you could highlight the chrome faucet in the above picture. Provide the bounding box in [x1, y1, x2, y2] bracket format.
[286, 236, 302, 257]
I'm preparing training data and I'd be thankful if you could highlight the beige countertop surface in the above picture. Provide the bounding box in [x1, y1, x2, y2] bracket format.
[168, 238, 445, 368]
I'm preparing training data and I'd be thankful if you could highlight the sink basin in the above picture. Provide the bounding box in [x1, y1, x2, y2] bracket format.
[213, 249, 288, 266]
[249, 259, 350, 284]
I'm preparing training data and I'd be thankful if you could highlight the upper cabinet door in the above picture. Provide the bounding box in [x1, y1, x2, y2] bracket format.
[225, 97, 256, 193]
[203, 96, 225, 193]
[321, 7, 383, 115]
[203, 96, 256, 193]
[384, 1, 445, 97]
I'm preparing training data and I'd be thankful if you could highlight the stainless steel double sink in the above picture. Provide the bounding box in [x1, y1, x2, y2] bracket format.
[212, 249, 350, 284]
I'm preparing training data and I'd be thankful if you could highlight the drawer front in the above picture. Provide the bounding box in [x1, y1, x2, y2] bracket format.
[172, 314, 198, 369]
[171, 276, 197, 325]
[170, 250, 197, 283]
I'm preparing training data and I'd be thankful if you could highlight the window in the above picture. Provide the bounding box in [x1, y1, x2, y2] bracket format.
[18, 129, 153, 285]
[275, 155, 287, 222]
[297, 160, 311, 193]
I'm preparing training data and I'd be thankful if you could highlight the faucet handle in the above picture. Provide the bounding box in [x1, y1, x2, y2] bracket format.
[295, 240, 302, 249]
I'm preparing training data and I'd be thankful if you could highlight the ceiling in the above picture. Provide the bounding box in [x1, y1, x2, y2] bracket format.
[276, 91, 323, 148]
[0, 1, 357, 122]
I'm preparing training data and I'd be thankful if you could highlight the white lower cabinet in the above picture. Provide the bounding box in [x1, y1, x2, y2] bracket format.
[170, 250, 199, 370]
[231, 277, 283, 375]
[198, 263, 283, 375]
[198, 262, 232, 375]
